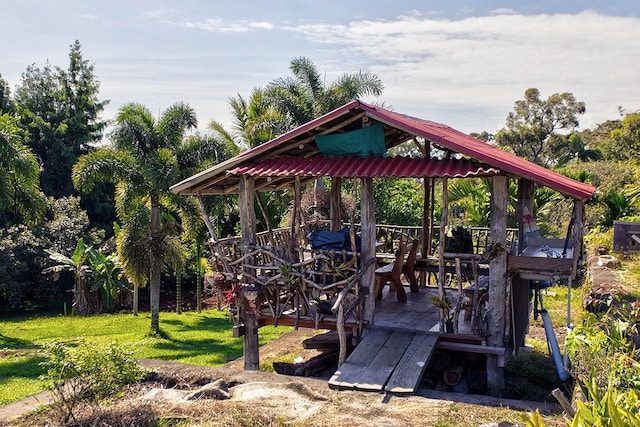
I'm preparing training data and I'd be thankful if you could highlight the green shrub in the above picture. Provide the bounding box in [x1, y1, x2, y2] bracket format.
[572, 373, 640, 427]
[40, 339, 146, 423]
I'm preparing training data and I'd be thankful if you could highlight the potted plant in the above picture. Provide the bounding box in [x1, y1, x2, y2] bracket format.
[430, 295, 454, 333]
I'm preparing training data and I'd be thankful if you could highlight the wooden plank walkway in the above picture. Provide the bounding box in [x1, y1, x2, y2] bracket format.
[328, 329, 438, 394]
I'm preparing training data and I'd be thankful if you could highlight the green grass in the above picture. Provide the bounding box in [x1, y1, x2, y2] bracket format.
[0, 309, 292, 406]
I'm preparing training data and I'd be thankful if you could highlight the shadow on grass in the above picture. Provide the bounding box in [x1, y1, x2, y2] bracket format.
[0, 333, 35, 349]
[0, 354, 46, 385]
[141, 312, 249, 364]
[504, 348, 570, 402]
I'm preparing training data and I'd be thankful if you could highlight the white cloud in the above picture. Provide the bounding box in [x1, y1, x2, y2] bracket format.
[182, 18, 274, 33]
[282, 11, 640, 132]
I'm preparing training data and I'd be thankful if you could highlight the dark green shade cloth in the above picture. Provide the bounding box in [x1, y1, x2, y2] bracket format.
[315, 122, 387, 157]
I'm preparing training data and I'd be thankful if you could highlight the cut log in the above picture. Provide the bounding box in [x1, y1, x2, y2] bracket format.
[273, 350, 339, 377]
[303, 330, 353, 351]
[443, 363, 464, 386]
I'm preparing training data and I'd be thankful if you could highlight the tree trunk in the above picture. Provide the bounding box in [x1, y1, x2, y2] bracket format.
[176, 272, 182, 315]
[133, 283, 139, 316]
[196, 240, 202, 313]
[149, 193, 162, 334]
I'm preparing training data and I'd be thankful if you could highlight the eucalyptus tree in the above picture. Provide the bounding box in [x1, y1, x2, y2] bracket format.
[494, 88, 585, 167]
[73, 102, 198, 334]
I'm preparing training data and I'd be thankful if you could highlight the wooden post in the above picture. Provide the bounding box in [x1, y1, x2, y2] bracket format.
[291, 176, 302, 252]
[487, 175, 508, 395]
[422, 176, 431, 259]
[330, 177, 342, 231]
[361, 177, 377, 325]
[239, 176, 259, 371]
[517, 179, 535, 252]
[438, 178, 448, 332]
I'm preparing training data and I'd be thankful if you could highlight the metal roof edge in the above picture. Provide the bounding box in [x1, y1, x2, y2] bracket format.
[356, 101, 596, 200]
[170, 100, 362, 194]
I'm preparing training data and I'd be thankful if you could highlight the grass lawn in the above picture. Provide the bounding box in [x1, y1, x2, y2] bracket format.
[0, 309, 292, 406]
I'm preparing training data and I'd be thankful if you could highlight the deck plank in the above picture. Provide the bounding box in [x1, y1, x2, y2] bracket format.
[385, 333, 438, 394]
[354, 330, 415, 391]
[328, 329, 392, 389]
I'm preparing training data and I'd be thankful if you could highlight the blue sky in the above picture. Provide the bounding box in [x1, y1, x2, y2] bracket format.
[2, 1, 639, 136]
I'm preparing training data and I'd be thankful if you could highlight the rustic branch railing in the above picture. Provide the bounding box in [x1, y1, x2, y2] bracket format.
[207, 223, 518, 337]
[213, 241, 366, 330]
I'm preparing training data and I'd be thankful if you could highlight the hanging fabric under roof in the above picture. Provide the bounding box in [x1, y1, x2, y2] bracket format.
[315, 123, 387, 157]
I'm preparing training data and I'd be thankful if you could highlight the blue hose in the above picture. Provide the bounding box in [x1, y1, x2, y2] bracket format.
[539, 309, 570, 382]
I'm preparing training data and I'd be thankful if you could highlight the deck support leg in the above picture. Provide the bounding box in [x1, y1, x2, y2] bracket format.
[243, 302, 259, 370]
[239, 176, 259, 370]
[487, 175, 508, 396]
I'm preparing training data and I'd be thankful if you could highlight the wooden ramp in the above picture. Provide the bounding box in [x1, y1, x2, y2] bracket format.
[328, 329, 438, 394]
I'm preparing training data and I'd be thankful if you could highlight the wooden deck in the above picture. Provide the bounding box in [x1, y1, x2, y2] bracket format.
[373, 285, 444, 332]
[328, 285, 491, 394]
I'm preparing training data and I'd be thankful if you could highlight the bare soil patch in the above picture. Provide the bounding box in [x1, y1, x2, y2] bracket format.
[4, 328, 565, 427]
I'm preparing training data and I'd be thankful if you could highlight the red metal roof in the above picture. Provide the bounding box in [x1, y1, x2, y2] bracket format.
[229, 155, 499, 178]
[355, 103, 596, 200]
[171, 100, 596, 200]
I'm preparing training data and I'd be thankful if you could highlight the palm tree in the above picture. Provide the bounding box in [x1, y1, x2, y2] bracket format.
[554, 134, 602, 165]
[0, 113, 46, 223]
[266, 57, 384, 129]
[73, 102, 197, 334]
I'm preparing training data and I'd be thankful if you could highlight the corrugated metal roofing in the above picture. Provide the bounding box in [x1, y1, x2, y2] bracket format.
[171, 100, 596, 200]
[228, 155, 499, 178]
[356, 103, 596, 200]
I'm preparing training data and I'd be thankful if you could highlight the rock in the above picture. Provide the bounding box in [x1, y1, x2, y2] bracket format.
[184, 379, 230, 400]
[597, 255, 620, 268]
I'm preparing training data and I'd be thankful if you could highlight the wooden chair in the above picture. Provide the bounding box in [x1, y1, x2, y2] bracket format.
[403, 240, 419, 293]
[374, 241, 414, 302]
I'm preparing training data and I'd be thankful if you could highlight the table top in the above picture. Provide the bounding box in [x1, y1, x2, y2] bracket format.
[520, 245, 573, 259]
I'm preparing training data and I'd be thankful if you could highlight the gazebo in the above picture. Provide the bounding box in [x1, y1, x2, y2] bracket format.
[171, 100, 595, 396]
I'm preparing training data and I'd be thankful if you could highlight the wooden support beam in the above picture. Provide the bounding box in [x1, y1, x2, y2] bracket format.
[487, 175, 508, 396]
[517, 178, 535, 251]
[238, 176, 259, 371]
[361, 177, 377, 325]
[330, 177, 342, 231]
[438, 177, 448, 332]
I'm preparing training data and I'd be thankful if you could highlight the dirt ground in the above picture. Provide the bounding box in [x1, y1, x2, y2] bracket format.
[2, 327, 564, 427]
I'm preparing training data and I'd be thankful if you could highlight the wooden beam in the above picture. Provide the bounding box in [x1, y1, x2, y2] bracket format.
[330, 177, 342, 231]
[487, 175, 508, 395]
[238, 176, 259, 371]
[517, 178, 535, 250]
[361, 177, 377, 325]
[438, 177, 448, 332]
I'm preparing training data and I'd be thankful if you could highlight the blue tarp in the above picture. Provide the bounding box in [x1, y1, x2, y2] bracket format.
[306, 228, 361, 251]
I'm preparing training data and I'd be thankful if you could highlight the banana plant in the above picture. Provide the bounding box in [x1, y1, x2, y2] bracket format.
[87, 249, 127, 313]
[43, 238, 97, 315]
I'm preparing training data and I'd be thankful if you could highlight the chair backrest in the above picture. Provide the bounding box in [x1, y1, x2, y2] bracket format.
[392, 242, 413, 276]
[405, 239, 418, 271]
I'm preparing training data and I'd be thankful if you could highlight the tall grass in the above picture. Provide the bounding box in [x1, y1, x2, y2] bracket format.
[0, 310, 291, 406]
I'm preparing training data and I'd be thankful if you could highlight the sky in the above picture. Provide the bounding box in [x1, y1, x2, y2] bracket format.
[1, 1, 639, 137]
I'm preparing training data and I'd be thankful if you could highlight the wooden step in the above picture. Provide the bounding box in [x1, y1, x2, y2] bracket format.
[385, 333, 438, 394]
